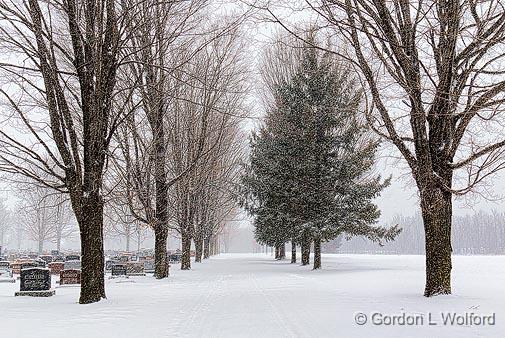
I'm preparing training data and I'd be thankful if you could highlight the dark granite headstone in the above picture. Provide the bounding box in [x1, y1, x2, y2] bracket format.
[20, 262, 37, 270]
[111, 264, 127, 277]
[169, 253, 182, 263]
[105, 260, 117, 271]
[20, 268, 51, 291]
[65, 255, 80, 261]
[0, 261, 10, 269]
[33, 259, 47, 268]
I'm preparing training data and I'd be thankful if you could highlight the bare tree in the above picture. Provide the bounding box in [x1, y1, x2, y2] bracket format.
[0, 0, 128, 303]
[260, 0, 505, 296]
[0, 198, 10, 249]
[52, 195, 77, 252]
[167, 26, 249, 269]
[17, 186, 57, 254]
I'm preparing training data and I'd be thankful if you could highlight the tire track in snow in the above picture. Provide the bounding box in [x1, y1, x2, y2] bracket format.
[249, 272, 301, 338]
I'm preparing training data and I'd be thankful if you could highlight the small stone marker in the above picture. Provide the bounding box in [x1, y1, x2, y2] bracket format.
[33, 259, 47, 268]
[15, 268, 55, 297]
[0, 261, 14, 283]
[118, 256, 129, 263]
[65, 254, 80, 261]
[48, 262, 65, 275]
[21, 262, 38, 270]
[143, 259, 155, 273]
[105, 260, 117, 271]
[39, 255, 53, 264]
[64, 260, 81, 270]
[169, 253, 182, 263]
[111, 264, 127, 277]
[126, 262, 145, 276]
[59, 269, 81, 285]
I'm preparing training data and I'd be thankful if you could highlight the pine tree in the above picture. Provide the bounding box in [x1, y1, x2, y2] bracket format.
[241, 32, 401, 269]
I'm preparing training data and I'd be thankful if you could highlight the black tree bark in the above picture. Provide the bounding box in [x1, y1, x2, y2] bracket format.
[291, 241, 296, 263]
[154, 225, 168, 278]
[313, 238, 321, 270]
[194, 236, 203, 263]
[421, 183, 453, 296]
[301, 237, 311, 266]
[78, 194, 106, 304]
[181, 230, 192, 270]
[203, 237, 210, 259]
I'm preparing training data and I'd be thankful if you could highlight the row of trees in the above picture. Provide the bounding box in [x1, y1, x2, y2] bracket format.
[0, 0, 247, 303]
[337, 211, 505, 255]
[0, 189, 76, 254]
[256, 0, 505, 297]
[240, 32, 400, 270]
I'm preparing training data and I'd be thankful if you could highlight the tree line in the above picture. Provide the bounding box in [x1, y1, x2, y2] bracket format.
[0, 0, 248, 303]
[335, 211, 505, 255]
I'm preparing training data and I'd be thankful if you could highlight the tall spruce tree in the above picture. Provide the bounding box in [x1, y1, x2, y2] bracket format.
[241, 33, 400, 269]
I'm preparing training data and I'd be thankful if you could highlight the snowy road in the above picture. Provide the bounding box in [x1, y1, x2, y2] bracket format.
[2, 253, 504, 338]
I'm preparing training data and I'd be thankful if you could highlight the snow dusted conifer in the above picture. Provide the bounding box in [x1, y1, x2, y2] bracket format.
[241, 31, 401, 269]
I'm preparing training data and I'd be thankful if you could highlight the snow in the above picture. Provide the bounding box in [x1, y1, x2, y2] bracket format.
[1, 253, 504, 338]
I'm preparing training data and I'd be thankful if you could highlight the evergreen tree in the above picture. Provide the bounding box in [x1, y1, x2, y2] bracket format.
[241, 33, 400, 269]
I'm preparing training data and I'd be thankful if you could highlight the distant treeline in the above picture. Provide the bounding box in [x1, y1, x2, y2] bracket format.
[326, 211, 505, 255]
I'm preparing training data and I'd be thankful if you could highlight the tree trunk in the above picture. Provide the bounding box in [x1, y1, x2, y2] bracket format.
[125, 232, 130, 252]
[181, 231, 191, 270]
[194, 237, 203, 263]
[421, 184, 452, 296]
[78, 194, 106, 304]
[291, 241, 296, 263]
[38, 240, 43, 255]
[313, 238, 321, 270]
[154, 225, 168, 278]
[56, 236, 61, 252]
[301, 237, 311, 266]
[203, 237, 210, 259]
[274, 244, 280, 259]
[279, 243, 285, 259]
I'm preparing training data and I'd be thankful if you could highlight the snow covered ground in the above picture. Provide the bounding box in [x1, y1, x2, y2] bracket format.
[1, 253, 504, 338]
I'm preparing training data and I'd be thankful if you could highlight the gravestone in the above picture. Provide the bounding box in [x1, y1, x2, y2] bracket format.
[169, 253, 182, 263]
[51, 250, 60, 256]
[65, 254, 80, 261]
[143, 260, 155, 273]
[64, 260, 81, 270]
[126, 262, 145, 276]
[33, 259, 47, 268]
[48, 262, 65, 275]
[111, 264, 127, 277]
[53, 256, 65, 262]
[59, 269, 81, 285]
[39, 255, 53, 264]
[21, 262, 38, 270]
[105, 260, 117, 272]
[10, 263, 21, 274]
[118, 256, 129, 263]
[0, 261, 14, 283]
[15, 268, 55, 297]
